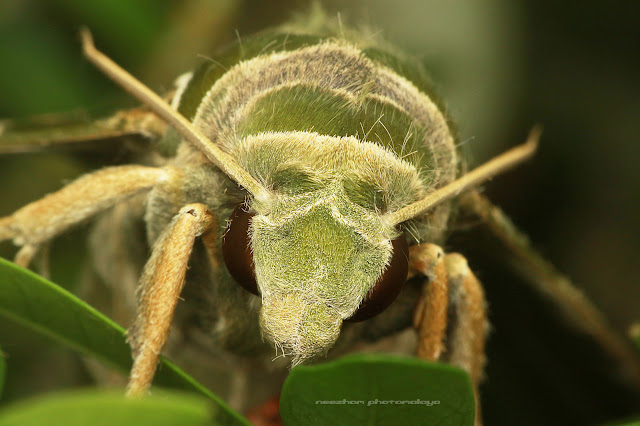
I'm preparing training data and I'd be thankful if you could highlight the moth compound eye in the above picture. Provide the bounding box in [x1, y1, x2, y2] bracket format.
[346, 234, 409, 322]
[222, 204, 259, 295]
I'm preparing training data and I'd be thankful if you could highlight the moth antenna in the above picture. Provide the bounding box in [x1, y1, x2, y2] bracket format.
[79, 28, 270, 201]
[387, 126, 542, 226]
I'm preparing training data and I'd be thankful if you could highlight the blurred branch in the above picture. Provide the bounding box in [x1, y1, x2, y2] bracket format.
[460, 190, 640, 390]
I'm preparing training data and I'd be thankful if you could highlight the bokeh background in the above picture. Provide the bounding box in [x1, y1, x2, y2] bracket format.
[0, 1, 639, 424]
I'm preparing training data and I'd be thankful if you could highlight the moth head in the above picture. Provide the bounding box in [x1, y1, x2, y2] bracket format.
[219, 130, 538, 364]
[223, 183, 408, 364]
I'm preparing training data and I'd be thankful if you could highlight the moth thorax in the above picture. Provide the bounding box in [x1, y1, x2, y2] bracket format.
[260, 293, 342, 364]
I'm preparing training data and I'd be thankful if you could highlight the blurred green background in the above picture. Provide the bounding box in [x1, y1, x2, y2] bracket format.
[0, 1, 639, 425]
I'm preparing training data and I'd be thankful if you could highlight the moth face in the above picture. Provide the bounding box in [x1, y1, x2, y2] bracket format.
[223, 184, 408, 364]
[219, 132, 422, 362]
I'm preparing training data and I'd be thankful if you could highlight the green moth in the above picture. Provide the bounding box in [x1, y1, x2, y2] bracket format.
[0, 11, 634, 424]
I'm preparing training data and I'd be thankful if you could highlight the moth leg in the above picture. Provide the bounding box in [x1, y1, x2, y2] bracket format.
[439, 253, 488, 387]
[0, 165, 171, 268]
[411, 244, 488, 380]
[12, 241, 50, 277]
[0, 106, 167, 154]
[442, 252, 487, 426]
[411, 244, 487, 425]
[126, 203, 216, 397]
[13, 244, 39, 268]
[409, 243, 449, 360]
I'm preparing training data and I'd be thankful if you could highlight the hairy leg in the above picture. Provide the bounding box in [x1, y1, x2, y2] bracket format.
[126, 203, 216, 397]
[410, 243, 488, 425]
[409, 243, 449, 360]
[440, 253, 487, 387]
[0, 165, 171, 267]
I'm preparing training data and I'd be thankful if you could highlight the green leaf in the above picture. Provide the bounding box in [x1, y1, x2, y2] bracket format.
[0, 389, 213, 426]
[0, 345, 5, 399]
[280, 353, 475, 426]
[0, 258, 248, 426]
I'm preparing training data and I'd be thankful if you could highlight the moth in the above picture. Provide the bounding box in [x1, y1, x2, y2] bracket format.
[0, 13, 636, 424]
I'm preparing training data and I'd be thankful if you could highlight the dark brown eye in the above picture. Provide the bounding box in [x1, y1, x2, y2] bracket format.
[222, 204, 259, 295]
[346, 235, 409, 322]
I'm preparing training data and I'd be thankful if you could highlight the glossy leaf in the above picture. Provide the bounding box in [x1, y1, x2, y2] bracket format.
[0, 389, 212, 426]
[280, 353, 475, 426]
[0, 258, 248, 426]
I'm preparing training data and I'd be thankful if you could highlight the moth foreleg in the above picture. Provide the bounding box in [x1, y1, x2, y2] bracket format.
[126, 203, 216, 397]
[410, 243, 488, 379]
[443, 253, 487, 426]
[0, 107, 167, 154]
[410, 243, 449, 360]
[0, 165, 170, 267]
[439, 253, 488, 386]
[411, 244, 487, 425]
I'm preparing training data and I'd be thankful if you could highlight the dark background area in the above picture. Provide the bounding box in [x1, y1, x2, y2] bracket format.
[0, 1, 639, 424]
